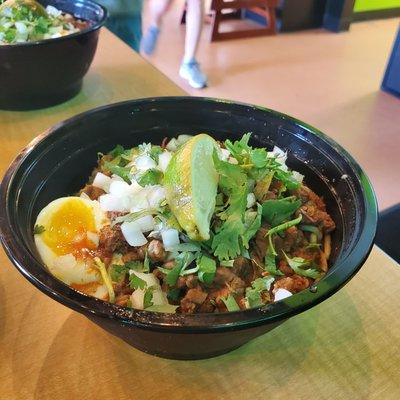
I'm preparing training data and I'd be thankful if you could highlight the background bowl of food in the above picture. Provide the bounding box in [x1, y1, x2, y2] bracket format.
[0, 0, 106, 110]
[0, 97, 377, 359]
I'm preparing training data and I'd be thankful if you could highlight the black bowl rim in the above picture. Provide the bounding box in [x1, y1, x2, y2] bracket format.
[0, 96, 378, 333]
[0, 0, 107, 49]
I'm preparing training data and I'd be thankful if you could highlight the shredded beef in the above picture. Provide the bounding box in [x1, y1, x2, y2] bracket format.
[79, 184, 105, 201]
[274, 275, 311, 293]
[147, 240, 166, 262]
[98, 225, 128, 255]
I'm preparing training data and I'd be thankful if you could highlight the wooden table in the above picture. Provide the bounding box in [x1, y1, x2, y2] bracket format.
[1, 30, 399, 400]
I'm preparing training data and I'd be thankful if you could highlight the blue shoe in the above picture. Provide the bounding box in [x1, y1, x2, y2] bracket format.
[179, 60, 208, 89]
[141, 26, 160, 55]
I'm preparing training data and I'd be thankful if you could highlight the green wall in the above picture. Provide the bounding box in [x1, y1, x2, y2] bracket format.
[354, 0, 400, 12]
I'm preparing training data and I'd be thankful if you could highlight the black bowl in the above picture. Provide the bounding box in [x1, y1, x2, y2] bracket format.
[0, 0, 106, 111]
[0, 97, 377, 359]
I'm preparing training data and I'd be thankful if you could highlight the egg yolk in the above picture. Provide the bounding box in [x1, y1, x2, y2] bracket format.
[43, 199, 97, 256]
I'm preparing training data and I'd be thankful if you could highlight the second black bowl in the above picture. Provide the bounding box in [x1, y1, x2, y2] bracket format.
[0, 0, 106, 110]
[0, 97, 377, 359]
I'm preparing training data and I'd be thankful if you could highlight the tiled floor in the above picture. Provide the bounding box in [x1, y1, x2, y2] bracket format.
[142, 2, 400, 210]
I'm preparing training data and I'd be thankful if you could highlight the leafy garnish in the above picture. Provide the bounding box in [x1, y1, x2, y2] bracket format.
[33, 224, 45, 234]
[103, 161, 131, 183]
[245, 276, 275, 308]
[145, 304, 178, 313]
[137, 169, 163, 187]
[149, 146, 163, 162]
[143, 287, 154, 308]
[109, 264, 129, 282]
[264, 250, 283, 276]
[167, 288, 181, 302]
[197, 255, 216, 284]
[262, 196, 301, 227]
[211, 152, 248, 260]
[158, 252, 198, 286]
[242, 203, 262, 248]
[283, 252, 321, 279]
[129, 272, 147, 290]
[221, 294, 240, 312]
[266, 214, 303, 255]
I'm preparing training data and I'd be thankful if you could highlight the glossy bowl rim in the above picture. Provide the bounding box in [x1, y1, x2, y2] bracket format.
[0, 0, 107, 49]
[0, 96, 378, 333]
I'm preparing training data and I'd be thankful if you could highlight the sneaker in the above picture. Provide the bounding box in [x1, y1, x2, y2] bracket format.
[179, 60, 208, 89]
[141, 26, 160, 55]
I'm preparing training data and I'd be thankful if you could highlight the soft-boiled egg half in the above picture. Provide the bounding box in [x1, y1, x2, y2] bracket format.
[34, 197, 110, 299]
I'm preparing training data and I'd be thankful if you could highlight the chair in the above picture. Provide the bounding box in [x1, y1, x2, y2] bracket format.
[210, 0, 279, 41]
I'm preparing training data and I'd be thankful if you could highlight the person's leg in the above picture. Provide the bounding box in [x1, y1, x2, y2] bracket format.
[183, 0, 204, 63]
[141, 0, 172, 55]
[179, 0, 207, 89]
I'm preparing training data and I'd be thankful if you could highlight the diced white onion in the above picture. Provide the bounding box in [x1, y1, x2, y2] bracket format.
[130, 190, 150, 212]
[268, 146, 287, 165]
[121, 221, 148, 246]
[80, 192, 90, 200]
[246, 193, 256, 208]
[292, 171, 304, 183]
[147, 186, 166, 208]
[92, 172, 112, 192]
[130, 289, 145, 309]
[219, 148, 230, 161]
[158, 151, 172, 172]
[87, 232, 99, 247]
[274, 288, 292, 302]
[166, 138, 179, 151]
[135, 215, 155, 233]
[109, 181, 133, 197]
[228, 157, 238, 164]
[15, 22, 27, 34]
[152, 289, 168, 306]
[46, 5, 62, 17]
[135, 155, 157, 171]
[99, 194, 130, 212]
[129, 272, 167, 310]
[161, 228, 180, 250]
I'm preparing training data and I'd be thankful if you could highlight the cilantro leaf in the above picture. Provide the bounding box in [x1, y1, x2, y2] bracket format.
[149, 146, 163, 162]
[252, 276, 275, 292]
[211, 152, 248, 261]
[245, 289, 263, 308]
[245, 276, 275, 308]
[33, 224, 45, 235]
[242, 203, 262, 248]
[264, 251, 284, 276]
[221, 294, 240, 312]
[274, 169, 301, 190]
[283, 252, 321, 279]
[125, 260, 145, 272]
[262, 196, 301, 227]
[167, 288, 181, 302]
[109, 264, 128, 282]
[197, 255, 216, 284]
[103, 161, 131, 183]
[137, 169, 163, 187]
[129, 272, 147, 290]
[143, 287, 154, 308]
[109, 144, 127, 158]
